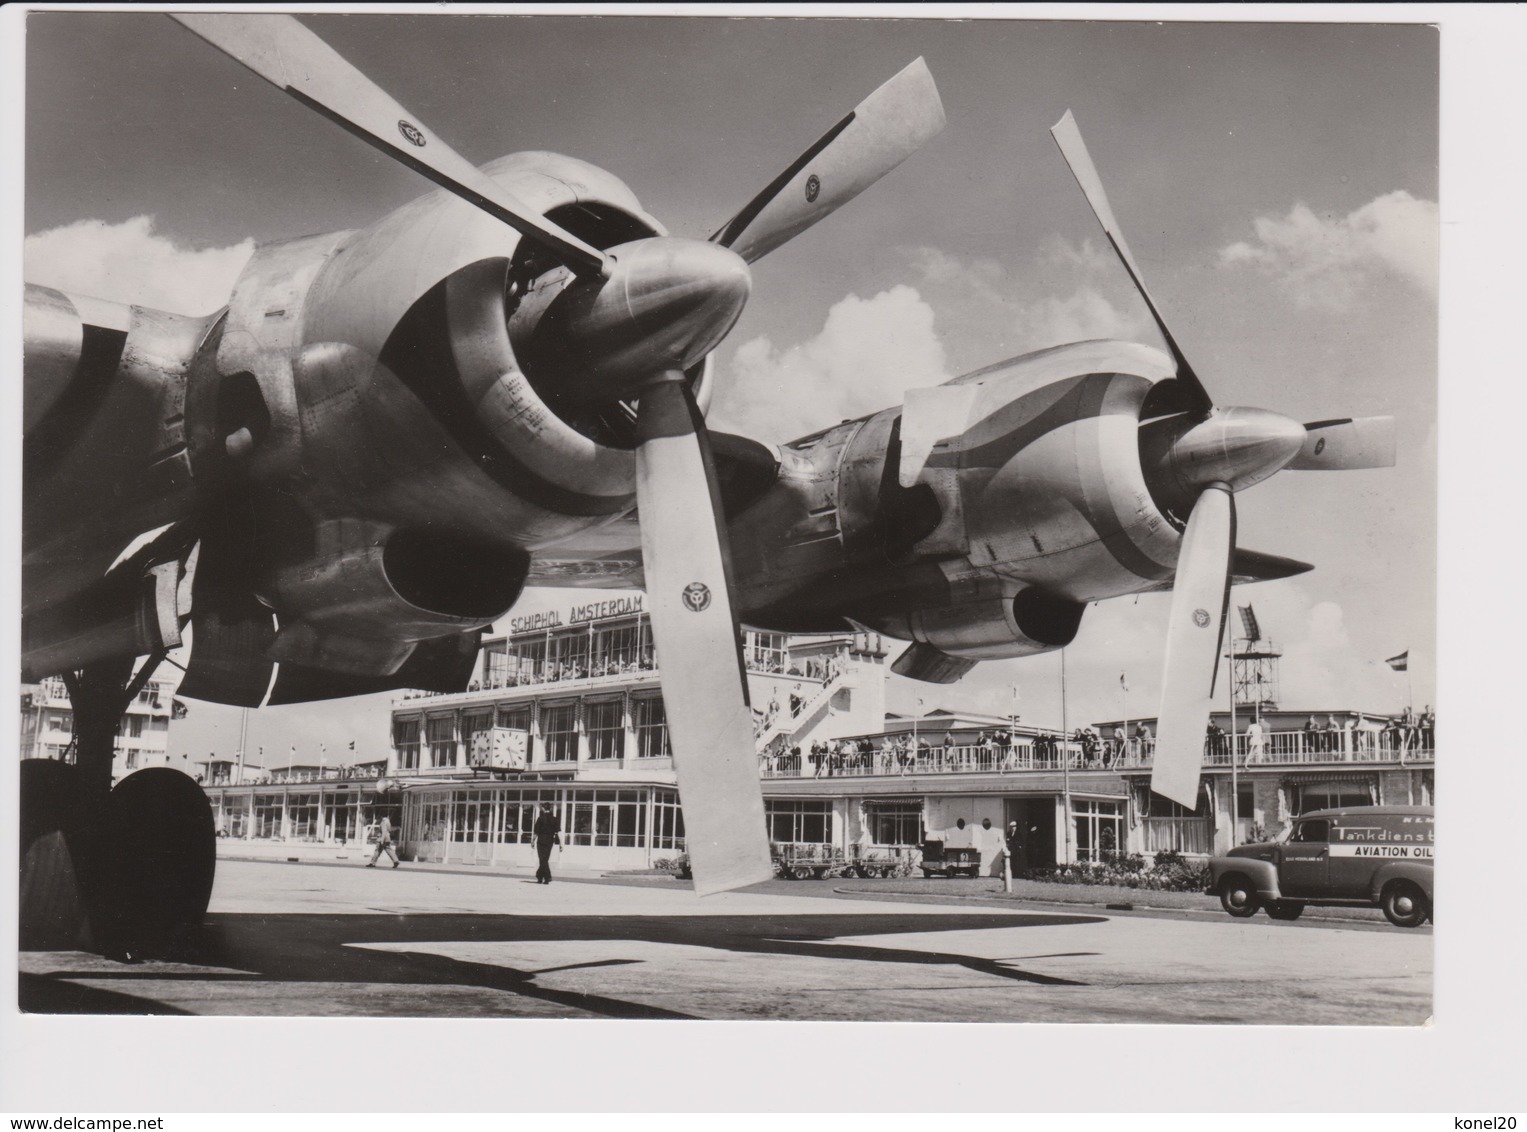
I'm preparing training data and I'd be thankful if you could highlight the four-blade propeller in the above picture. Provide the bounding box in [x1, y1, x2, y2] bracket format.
[1050, 111, 1395, 809]
[174, 13, 945, 895]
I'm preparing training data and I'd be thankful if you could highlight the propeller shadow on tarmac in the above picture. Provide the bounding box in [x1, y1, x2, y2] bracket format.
[19, 910, 1101, 1019]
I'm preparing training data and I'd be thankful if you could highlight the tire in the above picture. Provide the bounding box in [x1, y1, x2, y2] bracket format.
[790, 864, 815, 881]
[19, 759, 92, 951]
[1381, 880, 1430, 928]
[854, 864, 874, 879]
[1219, 874, 1261, 918]
[1266, 900, 1304, 921]
[921, 868, 934, 879]
[98, 769, 217, 955]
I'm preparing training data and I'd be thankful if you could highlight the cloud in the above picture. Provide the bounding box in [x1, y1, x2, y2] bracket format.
[1219, 191, 1438, 308]
[25, 215, 254, 316]
[710, 284, 949, 442]
[710, 239, 1151, 442]
[906, 240, 1148, 362]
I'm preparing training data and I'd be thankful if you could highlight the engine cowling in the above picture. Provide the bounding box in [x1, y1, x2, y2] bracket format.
[880, 582, 1085, 662]
[262, 517, 529, 678]
[215, 151, 714, 550]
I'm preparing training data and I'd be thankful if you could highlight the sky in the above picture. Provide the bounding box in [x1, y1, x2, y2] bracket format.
[20, 11, 1440, 764]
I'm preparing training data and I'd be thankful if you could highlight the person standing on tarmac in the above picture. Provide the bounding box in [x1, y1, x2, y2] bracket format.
[1005, 820, 1028, 880]
[533, 801, 562, 885]
[367, 814, 400, 868]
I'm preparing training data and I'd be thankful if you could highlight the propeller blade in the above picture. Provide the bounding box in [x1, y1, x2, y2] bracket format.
[170, 13, 608, 278]
[1287, 416, 1397, 471]
[713, 58, 945, 264]
[1151, 485, 1236, 808]
[1050, 110, 1212, 415]
[633, 378, 774, 895]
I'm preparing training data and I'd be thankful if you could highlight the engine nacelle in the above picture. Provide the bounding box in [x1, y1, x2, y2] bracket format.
[879, 582, 1085, 662]
[263, 518, 529, 677]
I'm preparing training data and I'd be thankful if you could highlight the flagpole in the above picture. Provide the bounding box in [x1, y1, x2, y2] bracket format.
[235, 706, 249, 786]
[1061, 648, 1072, 865]
[1121, 674, 1129, 766]
[1228, 642, 1239, 850]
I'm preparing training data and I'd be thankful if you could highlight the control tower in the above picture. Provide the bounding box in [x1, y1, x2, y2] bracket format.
[1231, 604, 1281, 715]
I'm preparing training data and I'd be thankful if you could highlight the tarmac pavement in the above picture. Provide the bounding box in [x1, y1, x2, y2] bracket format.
[17, 857, 1432, 1023]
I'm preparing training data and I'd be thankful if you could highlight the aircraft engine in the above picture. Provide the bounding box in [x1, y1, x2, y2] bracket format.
[272, 152, 719, 547]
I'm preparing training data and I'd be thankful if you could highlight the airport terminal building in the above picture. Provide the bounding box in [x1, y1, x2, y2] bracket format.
[191, 598, 1435, 872]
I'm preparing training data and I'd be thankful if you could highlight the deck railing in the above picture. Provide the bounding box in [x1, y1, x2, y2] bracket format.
[759, 727, 1434, 780]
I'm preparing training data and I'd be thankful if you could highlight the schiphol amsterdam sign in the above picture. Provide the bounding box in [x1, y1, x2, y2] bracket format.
[508, 594, 645, 635]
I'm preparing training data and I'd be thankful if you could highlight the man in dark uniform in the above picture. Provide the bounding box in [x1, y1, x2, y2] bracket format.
[533, 801, 561, 884]
[1005, 820, 1028, 879]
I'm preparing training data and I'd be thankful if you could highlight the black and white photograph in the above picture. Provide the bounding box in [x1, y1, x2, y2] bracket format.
[4, 1, 1519, 1116]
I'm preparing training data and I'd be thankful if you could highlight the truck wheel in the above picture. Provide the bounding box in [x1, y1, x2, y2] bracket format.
[1381, 881, 1430, 928]
[1266, 900, 1304, 921]
[1219, 874, 1261, 918]
[921, 868, 934, 879]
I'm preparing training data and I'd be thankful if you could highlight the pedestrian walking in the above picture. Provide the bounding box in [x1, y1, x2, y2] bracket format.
[1246, 717, 1265, 765]
[533, 801, 561, 884]
[367, 814, 400, 868]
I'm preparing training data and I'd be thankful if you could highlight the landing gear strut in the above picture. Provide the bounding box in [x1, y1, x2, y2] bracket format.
[19, 653, 216, 959]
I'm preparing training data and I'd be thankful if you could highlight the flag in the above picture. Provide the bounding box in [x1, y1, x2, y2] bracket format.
[1385, 651, 1409, 672]
[1119, 673, 1129, 692]
[348, 740, 355, 751]
[171, 698, 189, 720]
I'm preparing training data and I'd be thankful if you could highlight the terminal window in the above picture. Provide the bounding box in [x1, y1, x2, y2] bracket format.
[393, 719, 421, 770]
[426, 715, 455, 768]
[452, 790, 491, 843]
[585, 699, 625, 760]
[1294, 781, 1375, 813]
[288, 793, 321, 841]
[592, 622, 643, 672]
[546, 629, 591, 678]
[254, 793, 283, 839]
[1072, 799, 1123, 862]
[541, 703, 578, 762]
[632, 696, 670, 759]
[566, 788, 645, 847]
[865, 802, 923, 847]
[653, 791, 684, 851]
[768, 800, 832, 845]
